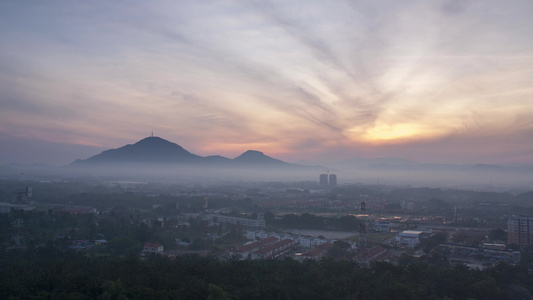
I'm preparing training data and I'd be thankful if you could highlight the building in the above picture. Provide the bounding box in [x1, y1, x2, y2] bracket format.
[55, 207, 96, 214]
[396, 230, 423, 248]
[356, 245, 390, 266]
[207, 214, 265, 228]
[329, 174, 337, 187]
[319, 174, 328, 187]
[438, 244, 520, 264]
[250, 239, 297, 259]
[0, 202, 34, 214]
[374, 221, 394, 232]
[143, 242, 164, 253]
[297, 236, 329, 248]
[246, 230, 269, 240]
[300, 242, 332, 260]
[508, 215, 533, 247]
[229, 236, 279, 259]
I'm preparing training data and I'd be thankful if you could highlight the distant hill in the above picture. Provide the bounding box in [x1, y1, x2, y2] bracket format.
[72, 136, 301, 169]
[73, 137, 201, 165]
[233, 150, 288, 166]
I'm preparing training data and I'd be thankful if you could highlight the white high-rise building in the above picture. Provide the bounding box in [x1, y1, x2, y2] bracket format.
[508, 215, 533, 246]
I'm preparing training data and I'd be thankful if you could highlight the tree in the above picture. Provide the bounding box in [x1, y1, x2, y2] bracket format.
[208, 284, 229, 300]
[338, 215, 358, 231]
[264, 211, 275, 226]
[281, 214, 299, 227]
[108, 237, 141, 256]
[327, 240, 352, 259]
[488, 228, 506, 242]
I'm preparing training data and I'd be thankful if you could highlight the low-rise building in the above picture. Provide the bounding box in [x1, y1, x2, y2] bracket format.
[396, 230, 423, 248]
[356, 245, 390, 266]
[374, 221, 394, 232]
[143, 242, 164, 254]
[250, 239, 297, 259]
[229, 236, 279, 259]
[0, 202, 34, 213]
[207, 214, 265, 228]
[300, 242, 332, 260]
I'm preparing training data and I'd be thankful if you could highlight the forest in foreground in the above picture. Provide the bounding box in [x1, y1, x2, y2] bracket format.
[1, 247, 532, 300]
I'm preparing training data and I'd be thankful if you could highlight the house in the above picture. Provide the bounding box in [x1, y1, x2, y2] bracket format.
[300, 242, 332, 260]
[246, 230, 268, 240]
[143, 242, 164, 253]
[94, 239, 108, 246]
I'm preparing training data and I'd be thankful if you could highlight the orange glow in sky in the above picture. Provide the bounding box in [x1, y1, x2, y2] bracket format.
[1, 0, 533, 165]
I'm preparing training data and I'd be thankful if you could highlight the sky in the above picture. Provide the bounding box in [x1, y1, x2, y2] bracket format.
[1, 0, 533, 166]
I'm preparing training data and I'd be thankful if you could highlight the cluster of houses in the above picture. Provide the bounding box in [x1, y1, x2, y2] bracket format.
[227, 230, 353, 260]
[228, 236, 297, 260]
[68, 239, 108, 250]
[437, 243, 520, 264]
[229, 230, 397, 265]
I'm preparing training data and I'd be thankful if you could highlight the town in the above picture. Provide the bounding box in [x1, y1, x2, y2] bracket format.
[2, 173, 531, 270]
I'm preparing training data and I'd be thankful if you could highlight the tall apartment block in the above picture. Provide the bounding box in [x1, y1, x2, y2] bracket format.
[328, 174, 337, 188]
[319, 173, 337, 188]
[508, 215, 533, 246]
[319, 174, 328, 187]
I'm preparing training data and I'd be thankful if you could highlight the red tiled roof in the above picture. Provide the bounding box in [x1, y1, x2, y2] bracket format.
[254, 239, 294, 255]
[234, 236, 279, 253]
[302, 242, 332, 257]
[359, 246, 389, 263]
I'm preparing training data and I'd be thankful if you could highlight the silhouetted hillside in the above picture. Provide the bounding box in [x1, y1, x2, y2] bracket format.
[73, 137, 201, 164]
[71, 137, 300, 170]
[233, 150, 288, 166]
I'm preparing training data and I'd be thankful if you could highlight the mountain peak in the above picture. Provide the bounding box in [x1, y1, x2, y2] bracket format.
[239, 150, 265, 156]
[234, 150, 286, 165]
[74, 136, 199, 164]
[136, 136, 165, 142]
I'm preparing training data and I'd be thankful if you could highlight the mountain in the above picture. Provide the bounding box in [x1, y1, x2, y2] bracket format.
[233, 150, 288, 166]
[71, 137, 300, 169]
[73, 137, 201, 165]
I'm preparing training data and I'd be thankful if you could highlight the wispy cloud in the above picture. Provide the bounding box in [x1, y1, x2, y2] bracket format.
[1, 0, 532, 164]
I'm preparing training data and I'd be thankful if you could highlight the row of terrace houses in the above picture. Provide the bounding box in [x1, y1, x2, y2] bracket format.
[298, 242, 332, 260]
[205, 214, 265, 228]
[437, 244, 520, 264]
[250, 239, 297, 259]
[356, 246, 392, 266]
[229, 236, 279, 259]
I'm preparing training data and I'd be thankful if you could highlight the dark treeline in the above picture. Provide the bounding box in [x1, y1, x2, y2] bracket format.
[1, 247, 532, 300]
[274, 213, 359, 231]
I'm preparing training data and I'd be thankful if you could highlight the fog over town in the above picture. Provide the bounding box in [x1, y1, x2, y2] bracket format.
[1, 135, 533, 298]
[2, 0, 533, 298]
